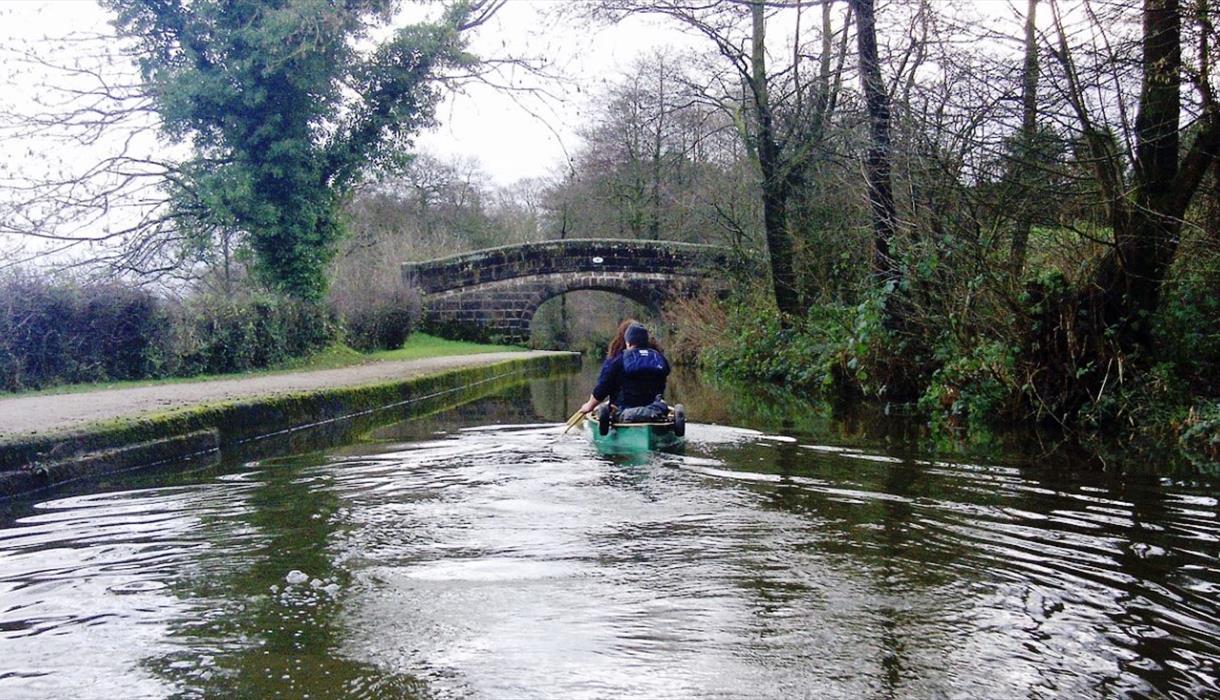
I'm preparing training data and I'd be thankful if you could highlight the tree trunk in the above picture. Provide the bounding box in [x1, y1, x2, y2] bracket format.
[1119, 0, 1182, 325]
[650, 60, 665, 241]
[1010, 0, 1039, 274]
[751, 0, 801, 317]
[849, 0, 897, 283]
[1091, 0, 1209, 351]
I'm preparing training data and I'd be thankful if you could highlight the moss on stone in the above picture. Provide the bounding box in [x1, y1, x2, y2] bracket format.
[0, 353, 579, 499]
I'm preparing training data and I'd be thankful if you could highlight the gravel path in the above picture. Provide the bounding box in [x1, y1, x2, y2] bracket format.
[0, 351, 571, 441]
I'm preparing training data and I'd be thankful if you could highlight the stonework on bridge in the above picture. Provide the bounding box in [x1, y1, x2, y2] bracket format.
[401, 239, 734, 344]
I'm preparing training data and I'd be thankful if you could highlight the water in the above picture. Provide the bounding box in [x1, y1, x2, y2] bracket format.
[2, 367, 1219, 698]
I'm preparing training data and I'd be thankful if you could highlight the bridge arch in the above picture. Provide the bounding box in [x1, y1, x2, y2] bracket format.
[402, 239, 732, 344]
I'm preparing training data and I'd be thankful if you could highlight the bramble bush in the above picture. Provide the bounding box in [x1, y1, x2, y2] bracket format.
[918, 339, 1020, 426]
[1156, 266, 1220, 392]
[1181, 402, 1220, 466]
[681, 257, 1218, 456]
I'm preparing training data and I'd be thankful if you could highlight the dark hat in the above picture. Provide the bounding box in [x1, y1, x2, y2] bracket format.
[625, 323, 649, 346]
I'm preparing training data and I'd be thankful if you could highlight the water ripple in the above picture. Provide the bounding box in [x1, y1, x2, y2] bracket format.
[1, 409, 1218, 699]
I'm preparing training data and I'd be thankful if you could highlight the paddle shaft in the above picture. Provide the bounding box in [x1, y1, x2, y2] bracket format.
[560, 401, 602, 435]
[561, 410, 587, 435]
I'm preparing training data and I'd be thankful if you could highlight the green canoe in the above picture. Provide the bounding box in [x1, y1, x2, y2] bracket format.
[586, 404, 686, 452]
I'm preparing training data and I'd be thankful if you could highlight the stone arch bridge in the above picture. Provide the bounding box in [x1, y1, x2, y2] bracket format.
[401, 239, 734, 344]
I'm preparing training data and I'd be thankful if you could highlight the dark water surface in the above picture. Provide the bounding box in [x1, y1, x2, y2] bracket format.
[2, 366, 1219, 698]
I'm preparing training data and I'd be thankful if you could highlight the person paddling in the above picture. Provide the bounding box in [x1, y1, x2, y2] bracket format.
[578, 320, 671, 423]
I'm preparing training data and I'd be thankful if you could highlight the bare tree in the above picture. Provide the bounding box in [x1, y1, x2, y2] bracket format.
[562, 52, 748, 244]
[0, 31, 201, 280]
[1046, 0, 1220, 357]
[585, 0, 850, 317]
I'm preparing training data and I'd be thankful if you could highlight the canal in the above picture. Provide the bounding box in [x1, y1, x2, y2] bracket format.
[1, 363, 1218, 698]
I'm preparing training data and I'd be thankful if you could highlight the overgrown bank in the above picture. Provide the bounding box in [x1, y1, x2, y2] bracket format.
[667, 274, 1220, 469]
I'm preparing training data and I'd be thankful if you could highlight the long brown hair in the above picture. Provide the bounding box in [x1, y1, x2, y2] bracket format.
[606, 318, 663, 357]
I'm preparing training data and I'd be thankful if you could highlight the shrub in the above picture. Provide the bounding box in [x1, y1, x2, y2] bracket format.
[341, 287, 419, 352]
[1180, 402, 1220, 467]
[662, 291, 732, 366]
[85, 282, 172, 381]
[0, 274, 171, 391]
[1156, 266, 1220, 392]
[171, 295, 337, 376]
[919, 339, 1020, 425]
[697, 290, 867, 397]
[328, 207, 422, 352]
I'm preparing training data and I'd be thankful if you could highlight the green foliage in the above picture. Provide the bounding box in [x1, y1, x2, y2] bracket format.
[1180, 402, 1220, 468]
[694, 247, 1219, 460]
[1155, 265, 1220, 391]
[918, 340, 1019, 426]
[341, 288, 418, 352]
[0, 274, 172, 391]
[700, 287, 891, 398]
[173, 295, 337, 375]
[104, 0, 477, 300]
[0, 272, 387, 392]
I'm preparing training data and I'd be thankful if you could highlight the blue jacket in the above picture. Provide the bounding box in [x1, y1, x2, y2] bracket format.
[592, 347, 670, 408]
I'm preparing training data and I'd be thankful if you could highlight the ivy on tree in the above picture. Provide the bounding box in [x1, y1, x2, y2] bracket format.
[104, 0, 484, 300]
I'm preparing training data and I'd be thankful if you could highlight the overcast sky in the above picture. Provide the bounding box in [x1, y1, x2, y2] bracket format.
[417, 2, 703, 186]
[0, 0, 698, 187]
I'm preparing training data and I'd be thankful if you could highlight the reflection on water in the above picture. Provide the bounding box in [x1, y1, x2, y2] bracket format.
[1, 365, 1219, 698]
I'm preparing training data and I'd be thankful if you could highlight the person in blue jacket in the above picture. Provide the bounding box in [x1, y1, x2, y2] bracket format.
[579, 320, 671, 422]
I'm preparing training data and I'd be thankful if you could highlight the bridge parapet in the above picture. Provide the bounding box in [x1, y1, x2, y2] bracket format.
[402, 238, 732, 295]
[401, 238, 738, 344]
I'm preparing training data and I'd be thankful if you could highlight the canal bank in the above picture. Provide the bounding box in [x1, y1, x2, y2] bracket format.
[0, 351, 579, 499]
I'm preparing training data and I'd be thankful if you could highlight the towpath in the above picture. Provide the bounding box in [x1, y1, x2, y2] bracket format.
[0, 351, 571, 441]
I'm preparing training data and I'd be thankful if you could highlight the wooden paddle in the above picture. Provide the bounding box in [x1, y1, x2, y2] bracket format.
[561, 402, 599, 435]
